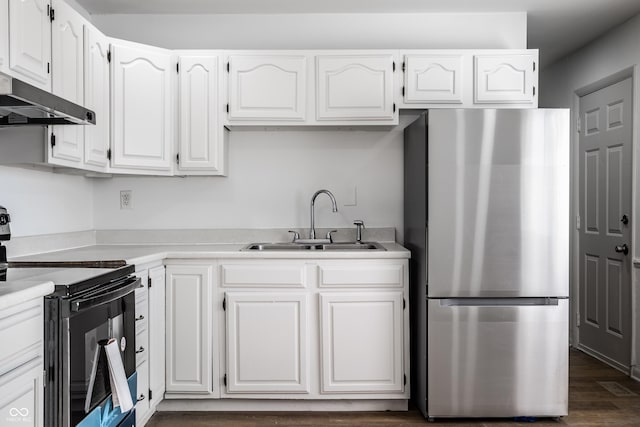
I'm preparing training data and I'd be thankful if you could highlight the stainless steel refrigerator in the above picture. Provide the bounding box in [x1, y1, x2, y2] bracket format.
[404, 109, 569, 419]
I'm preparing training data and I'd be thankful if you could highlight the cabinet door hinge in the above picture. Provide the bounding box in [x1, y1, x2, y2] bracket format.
[393, 103, 396, 113]
[402, 62, 406, 72]
[176, 153, 180, 165]
[176, 62, 179, 73]
[222, 297, 226, 311]
[50, 133, 56, 148]
[401, 86, 405, 97]
[226, 103, 229, 113]
[226, 62, 230, 72]
[223, 374, 227, 386]
[107, 50, 111, 63]
[404, 374, 407, 385]
[148, 276, 152, 288]
[106, 148, 111, 160]
[533, 86, 536, 96]
[533, 61, 536, 72]
[392, 61, 396, 72]
[403, 298, 406, 310]
[50, 8, 55, 22]
[149, 389, 153, 401]
[47, 62, 50, 74]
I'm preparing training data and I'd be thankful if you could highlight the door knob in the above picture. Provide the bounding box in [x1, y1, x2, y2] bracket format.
[615, 244, 629, 255]
[621, 214, 629, 225]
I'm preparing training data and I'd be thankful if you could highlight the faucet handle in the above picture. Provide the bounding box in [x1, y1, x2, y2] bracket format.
[353, 220, 365, 243]
[288, 230, 300, 243]
[326, 230, 338, 243]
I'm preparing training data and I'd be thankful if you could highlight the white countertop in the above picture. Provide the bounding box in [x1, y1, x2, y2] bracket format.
[0, 279, 54, 311]
[10, 242, 410, 266]
[2, 241, 409, 309]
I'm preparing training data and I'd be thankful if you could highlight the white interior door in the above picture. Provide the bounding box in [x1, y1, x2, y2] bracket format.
[578, 77, 633, 371]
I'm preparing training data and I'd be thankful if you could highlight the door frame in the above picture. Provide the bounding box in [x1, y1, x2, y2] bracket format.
[572, 66, 638, 378]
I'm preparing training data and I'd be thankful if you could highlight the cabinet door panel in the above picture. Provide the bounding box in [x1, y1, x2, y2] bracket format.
[178, 55, 223, 173]
[111, 44, 172, 170]
[226, 292, 309, 393]
[0, 360, 43, 427]
[83, 25, 109, 169]
[8, 0, 50, 89]
[474, 54, 536, 104]
[228, 55, 306, 121]
[0, 0, 8, 72]
[404, 55, 463, 104]
[320, 292, 404, 393]
[148, 266, 166, 403]
[165, 265, 212, 393]
[50, 0, 84, 163]
[316, 55, 394, 120]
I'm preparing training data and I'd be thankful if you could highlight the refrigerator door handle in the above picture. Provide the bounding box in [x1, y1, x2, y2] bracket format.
[439, 297, 560, 307]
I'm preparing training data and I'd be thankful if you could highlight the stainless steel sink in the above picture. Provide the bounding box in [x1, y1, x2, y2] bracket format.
[242, 242, 386, 251]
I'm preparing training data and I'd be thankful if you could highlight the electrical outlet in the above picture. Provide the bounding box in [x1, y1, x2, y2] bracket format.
[120, 190, 133, 210]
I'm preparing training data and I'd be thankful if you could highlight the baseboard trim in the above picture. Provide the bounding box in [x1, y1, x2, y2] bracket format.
[157, 399, 408, 412]
[576, 344, 630, 375]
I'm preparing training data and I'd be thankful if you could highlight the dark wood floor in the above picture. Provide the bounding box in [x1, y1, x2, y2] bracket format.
[148, 349, 640, 426]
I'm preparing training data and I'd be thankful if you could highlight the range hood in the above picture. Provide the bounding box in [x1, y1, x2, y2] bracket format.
[0, 72, 95, 126]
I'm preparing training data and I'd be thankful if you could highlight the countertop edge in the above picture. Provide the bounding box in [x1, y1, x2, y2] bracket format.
[0, 280, 54, 311]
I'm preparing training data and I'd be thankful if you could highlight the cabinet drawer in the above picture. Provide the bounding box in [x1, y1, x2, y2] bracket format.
[318, 263, 404, 288]
[135, 298, 148, 334]
[135, 359, 150, 423]
[220, 263, 307, 288]
[135, 327, 148, 367]
[0, 299, 43, 375]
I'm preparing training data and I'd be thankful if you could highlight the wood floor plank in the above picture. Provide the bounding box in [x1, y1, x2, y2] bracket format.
[147, 349, 640, 426]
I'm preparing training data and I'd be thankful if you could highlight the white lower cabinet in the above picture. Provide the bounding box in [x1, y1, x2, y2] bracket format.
[225, 292, 309, 394]
[165, 264, 213, 394]
[0, 298, 44, 427]
[0, 359, 44, 427]
[134, 263, 165, 426]
[163, 258, 408, 411]
[319, 292, 405, 393]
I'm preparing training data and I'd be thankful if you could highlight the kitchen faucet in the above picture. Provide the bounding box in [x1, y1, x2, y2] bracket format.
[309, 189, 338, 240]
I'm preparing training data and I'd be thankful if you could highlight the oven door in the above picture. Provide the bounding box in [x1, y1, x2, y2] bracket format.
[62, 276, 139, 426]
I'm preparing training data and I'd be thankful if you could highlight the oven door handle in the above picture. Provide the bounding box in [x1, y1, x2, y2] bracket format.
[70, 277, 141, 312]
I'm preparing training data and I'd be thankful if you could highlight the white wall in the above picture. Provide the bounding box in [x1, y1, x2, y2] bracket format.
[92, 13, 526, 50]
[540, 13, 640, 380]
[93, 114, 417, 237]
[0, 166, 94, 237]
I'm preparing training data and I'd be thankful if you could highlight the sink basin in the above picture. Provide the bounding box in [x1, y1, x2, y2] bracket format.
[242, 242, 386, 251]
[321, 242, 386, 251]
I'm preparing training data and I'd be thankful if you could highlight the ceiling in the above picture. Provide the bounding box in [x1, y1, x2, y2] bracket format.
[74, 0, 640, 66]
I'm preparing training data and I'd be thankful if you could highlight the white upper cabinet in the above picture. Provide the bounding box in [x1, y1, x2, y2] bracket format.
[0, 0, 8, 72]
[111, 41, 173, 172]
[316, 54, 396, 121]
[83, 24, 110, 171]
[474, 53, 537, 104]
[8, 0, 51, 90]
[404, 54, 463, 104]
[49, 0, 84, 165]
[177, 55, 225, 175]
[227, 54, 307, 121]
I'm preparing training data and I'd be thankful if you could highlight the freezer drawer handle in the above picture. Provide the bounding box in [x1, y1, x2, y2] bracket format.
[439, 298, 560, 307]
